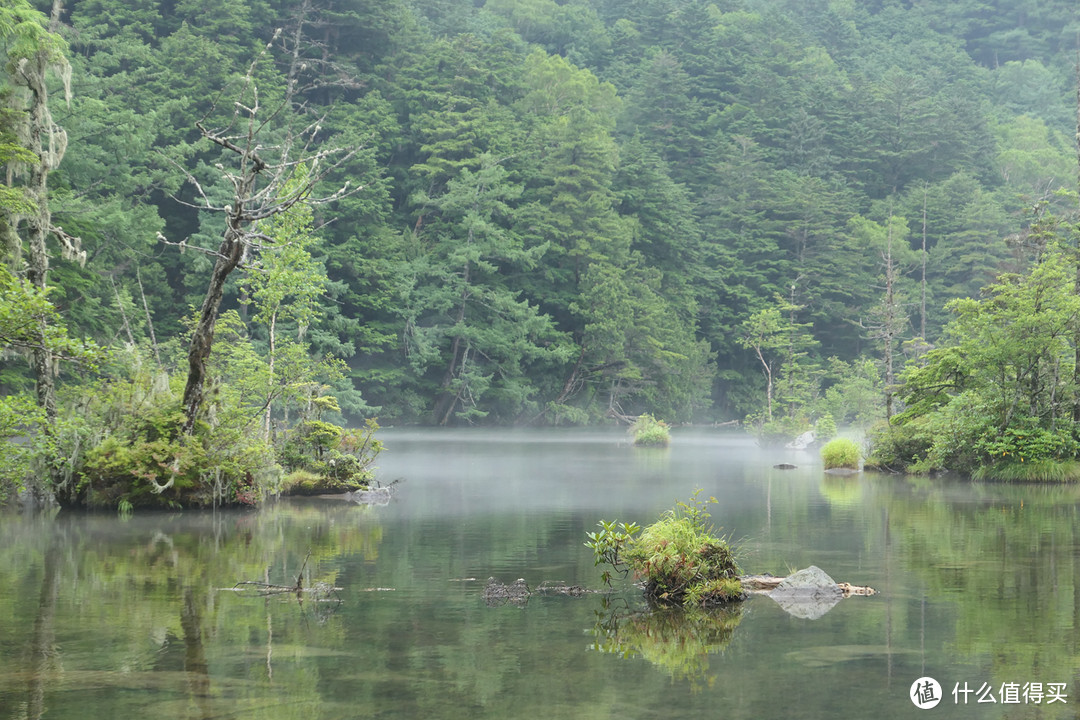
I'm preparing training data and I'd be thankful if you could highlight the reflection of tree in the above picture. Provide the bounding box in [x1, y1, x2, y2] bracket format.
[883, 479, 1080, 701]
[588, 599, 744, 690]
[24, 536, 61, 720]
[181, 586, 212, 720]
[1, 503, 383, 719]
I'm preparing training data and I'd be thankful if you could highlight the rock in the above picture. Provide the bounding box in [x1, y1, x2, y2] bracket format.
[785, 430, 816, 450]
[768, 565, 843, 620]
[343, 487, 393, 506]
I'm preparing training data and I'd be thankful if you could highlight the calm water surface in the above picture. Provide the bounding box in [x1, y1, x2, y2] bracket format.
[1, 428, 1078, 718]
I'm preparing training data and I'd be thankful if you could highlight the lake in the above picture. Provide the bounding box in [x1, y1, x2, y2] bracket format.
[1, 427, 1077, 718]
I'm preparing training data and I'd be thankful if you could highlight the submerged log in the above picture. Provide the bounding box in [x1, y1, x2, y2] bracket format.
[483, 577, 599, 606]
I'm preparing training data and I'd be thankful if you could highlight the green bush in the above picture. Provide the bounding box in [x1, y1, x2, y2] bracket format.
[279, 469, 344, 495]
[278, 417, 382, 491]
[589, 492, 743, 607]
[630, 413, 671, 447]
[821, 437, 860, 470]
[864, 419, 933, 472]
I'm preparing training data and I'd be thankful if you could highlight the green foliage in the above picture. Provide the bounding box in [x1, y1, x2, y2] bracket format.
[817, 357, 884, 429]
[0, 392, 44, 501]
[739, 295, 819, 438]
[279, 417, 382, 491]
[591, 491, 743, 607]
[584, 518, 641, 588]
[73, 359, 276, 509]
[750, 415, 811, 448]
[814, 412, 837, 442]
[279, 468, 354, 496]
[869, 239, 1080, 479]
[821, 437, 861, 470]
[629, 413, 670, 447]
[864, 420, 935, 473]
[972, 459, 1080, 483]
[6, 0, 1080, 463]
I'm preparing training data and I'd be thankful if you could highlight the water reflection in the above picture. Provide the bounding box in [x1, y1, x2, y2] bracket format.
[589, 599, 744, 690]
[1, 430, 1079, 719]
[0, 503, 383, 719]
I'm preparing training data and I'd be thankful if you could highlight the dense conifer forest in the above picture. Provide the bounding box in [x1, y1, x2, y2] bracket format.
[3, 0, 1080, 504]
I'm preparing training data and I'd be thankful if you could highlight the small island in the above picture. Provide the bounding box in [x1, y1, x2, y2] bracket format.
[587, 492, 874, 612]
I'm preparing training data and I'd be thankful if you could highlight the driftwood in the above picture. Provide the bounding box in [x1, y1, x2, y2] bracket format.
[741, 573, 876, 597]
[231, 551, 342, 603]
[483, 577, 600, 606]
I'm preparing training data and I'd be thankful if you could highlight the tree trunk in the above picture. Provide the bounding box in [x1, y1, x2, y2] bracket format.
[24, 55, 56, 424]
[1072, 60, 1080, 423]
[433, 260, 470, 425]
[264, 310, 277, 442]
[181, 221, 245, 434]
[920, 182, 928, 341]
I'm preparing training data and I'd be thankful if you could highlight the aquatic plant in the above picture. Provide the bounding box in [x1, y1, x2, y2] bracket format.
[821, 437, 860, 470]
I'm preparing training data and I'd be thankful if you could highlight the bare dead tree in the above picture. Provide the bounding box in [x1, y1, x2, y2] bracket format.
[172, 26, 362, 435]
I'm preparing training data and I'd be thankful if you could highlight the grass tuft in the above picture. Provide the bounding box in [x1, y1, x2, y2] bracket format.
[972, 459, 1080, 483]
[821, 437, 861, 470]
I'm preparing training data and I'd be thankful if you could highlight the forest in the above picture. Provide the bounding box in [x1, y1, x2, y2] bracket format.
[3, 0, 1080, 506]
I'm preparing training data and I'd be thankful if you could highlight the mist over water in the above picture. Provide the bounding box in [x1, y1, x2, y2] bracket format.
[1, 428, 1076, 719]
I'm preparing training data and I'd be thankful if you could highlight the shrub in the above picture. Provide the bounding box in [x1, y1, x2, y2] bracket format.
[279, 417, 382, 491]
[630, 413, 671, 447]
[281, 469, 337, 495]
[821, 437, 860, 470]
[589, 492, 743, 607]
[864, 419, 933, 472]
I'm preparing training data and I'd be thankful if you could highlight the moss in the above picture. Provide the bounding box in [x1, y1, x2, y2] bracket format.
[821, 437, 861, 470]
[685, 577, 745, 607]
[280, 469, 366, 496]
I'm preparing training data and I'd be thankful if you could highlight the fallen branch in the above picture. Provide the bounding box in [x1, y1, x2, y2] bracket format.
[483, 577, 605, 606]
[231, 551, 343, 603]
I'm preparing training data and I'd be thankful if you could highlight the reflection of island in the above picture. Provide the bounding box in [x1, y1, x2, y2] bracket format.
[589, 600, 744, 687]
[588, 568, 877, 686]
